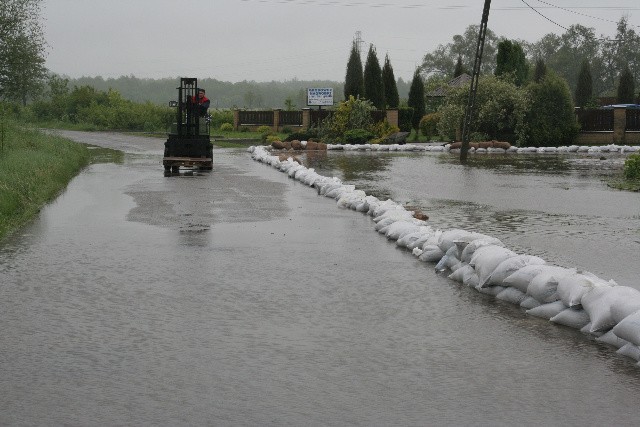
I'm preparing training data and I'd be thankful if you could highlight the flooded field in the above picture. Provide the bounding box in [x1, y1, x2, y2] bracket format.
[1, 132, 639, 426]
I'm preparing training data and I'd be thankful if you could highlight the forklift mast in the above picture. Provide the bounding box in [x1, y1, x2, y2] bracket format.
[176, 77, 206, 137]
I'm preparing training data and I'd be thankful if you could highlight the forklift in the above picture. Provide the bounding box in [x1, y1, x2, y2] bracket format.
[163, 77, 213, 175]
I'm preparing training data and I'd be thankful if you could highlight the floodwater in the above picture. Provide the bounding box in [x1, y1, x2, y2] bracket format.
[1, 132, 640, 426]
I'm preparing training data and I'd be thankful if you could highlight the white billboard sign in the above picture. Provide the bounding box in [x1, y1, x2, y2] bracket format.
[307, 88, 334, 106]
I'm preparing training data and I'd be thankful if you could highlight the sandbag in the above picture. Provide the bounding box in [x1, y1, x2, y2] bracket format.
[550, 308, 590, 330]
[396, 227, 433, 249]
[582, 285, 640, 333]
[478, 285, 505, 296]
[435, 246, 461, 272]
[526, 300, 567, 320]
[484, 255, 546, 287]
[385, 221, 421, 241]
[437, 229, 475, 253]
[556, 271, 614, 308]
[520, 296, 541, 310]
[616, 343, 640, 361]
[496, 287, 527, 305]
[418, 245, 445, 263]
[526, 267, 575, 304]
[611, 310, 640, 346]
[460, 237, 504, 263]
[449, 264, 473, 284]
[470, 245, 516, 287]
[595, 330, 628, 349]
[503, 265, 567, 294]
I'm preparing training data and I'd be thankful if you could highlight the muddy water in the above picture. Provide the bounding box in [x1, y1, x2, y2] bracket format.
[1, 133, 640, 426]
[306, 150, 640, 290]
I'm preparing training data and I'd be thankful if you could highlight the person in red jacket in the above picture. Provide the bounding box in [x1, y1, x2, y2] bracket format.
[192, 88, 210, 117]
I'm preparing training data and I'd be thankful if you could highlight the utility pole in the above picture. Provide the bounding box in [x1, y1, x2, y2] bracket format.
[354, 31, 364, 56]
[460, 0, 492, 163]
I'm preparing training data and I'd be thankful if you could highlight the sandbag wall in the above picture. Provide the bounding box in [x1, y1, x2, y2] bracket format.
[249, 145, 640, 366]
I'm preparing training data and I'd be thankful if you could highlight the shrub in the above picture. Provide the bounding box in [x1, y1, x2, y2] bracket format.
[343, 128, 373, 145]
[285, 129, 318, 142]
[370, 120, 399, 139]
[397, 107, 414, 132]
[256, 125, 274, 143]
[319, 96, 374, 141]
[281, 126, 293, 134]
[624, 154, 640, 180]
[219, 123, 233, 131]
[419, 113, 441, 139]
[239, 126, 250, 132]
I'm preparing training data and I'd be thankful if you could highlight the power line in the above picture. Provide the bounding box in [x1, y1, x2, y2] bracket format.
[520, 0, 568, 31]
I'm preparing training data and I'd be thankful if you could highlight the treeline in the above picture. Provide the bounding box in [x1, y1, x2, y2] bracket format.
[65, 75, 412, 110]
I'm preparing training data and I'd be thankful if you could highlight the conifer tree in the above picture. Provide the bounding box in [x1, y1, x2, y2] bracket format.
[344, 41, 364, 100]
[382, 54, 399, 108]
[617, 65, 636, 104]
[574, 60, 593, 107]
[407, 68, 425, 133]
[495, 40, 528, 86]
[363, 44, 385, 110]
[453, 56, 466, 78]
[533, 58, 547, 83]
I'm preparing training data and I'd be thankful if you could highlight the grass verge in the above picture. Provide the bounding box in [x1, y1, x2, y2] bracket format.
[0, 120, 91, 241]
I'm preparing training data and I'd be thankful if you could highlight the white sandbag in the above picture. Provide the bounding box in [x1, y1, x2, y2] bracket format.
[460, 237, 504, 263]
[435, 246, 461, 272]
[582, 285, 640, 333]
[407, 228, 434, 250]
[451, 232, 494, 253]
[373, 206, 413, 223]
[437, 229, 475, 253]
[418, 245, 445, 263]
[526, 267, 575, 304]
[371, 200, 401, 218]
[520, 296, 541, 310]
[595, 330, 628, 349]
[580, 322, 604, 337]
[550, 308, 590, 330]
[470, 245, 516, 287]
[449, 264, 473, 284]
[503, 264, 567, 294]
[526, 300, 567, 320]
[412, 247, 423, 257]
[616, 343, 640, 361]
[385, 221, 421, 241]
[484, 255, 546, 287]
[610, 290, 640, 324]
[396, 227, 433, 249]
[611, 310, 640, 346]
[496, 287, 527, 305]
[336, 189, 366, 209]
[478, 285, 505, 296]
[375, 217, 399, 232]
[556, 271, 614, 309]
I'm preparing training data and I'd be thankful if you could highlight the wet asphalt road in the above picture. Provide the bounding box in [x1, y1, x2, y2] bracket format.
[1, 131, 640, 426]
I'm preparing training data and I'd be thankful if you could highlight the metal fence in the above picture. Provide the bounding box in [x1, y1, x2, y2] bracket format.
[626, 109, 640, 131]
[279, 111, 303, 126]
[576, 109, 614, 132]
[238, 110, 274, 126]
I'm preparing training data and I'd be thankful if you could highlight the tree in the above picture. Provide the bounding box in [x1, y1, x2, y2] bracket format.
[495, 40, 529, 86]
[617, 65, 636, 104]
[523, 71, 578, 147]
[363, 44, 384, 110]
[382, 54, 399, 108]
[533, 58, 547, 83]
[407, 69, 425, 133]
[437, 75, 527, 143]
[453, 56, 466, 78]
[421, 25, 500, 78]
[601, 17, 640, 95]
[574, 60, 593, 107]
[344, 41, 364, 100]
[0, 0, 48, 105]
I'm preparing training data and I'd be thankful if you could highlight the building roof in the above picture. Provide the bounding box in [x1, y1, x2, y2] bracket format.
[427, 73, 472, 97]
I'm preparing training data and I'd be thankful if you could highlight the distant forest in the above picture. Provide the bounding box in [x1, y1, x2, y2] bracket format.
[65, 75, 412, 110]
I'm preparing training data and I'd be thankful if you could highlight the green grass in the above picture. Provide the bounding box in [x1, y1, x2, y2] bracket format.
[0, 120, 91, 241]
[606, 177, 640, 192]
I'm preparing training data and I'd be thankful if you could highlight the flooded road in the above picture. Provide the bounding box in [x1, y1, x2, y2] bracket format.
[1, 132, 639, 426]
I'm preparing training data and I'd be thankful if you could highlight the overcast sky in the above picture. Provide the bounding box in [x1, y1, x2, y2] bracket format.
[41, 0, 639, 82]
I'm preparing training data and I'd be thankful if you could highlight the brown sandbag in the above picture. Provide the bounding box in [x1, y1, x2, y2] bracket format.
[449, 141, 462, 149]
[306, 140, 319, 150]
[290, 140, 303, 150]
[492, 140, 511, 149]
[316, 142, 327, 151]
[271, 140, 286, 149]
[477, 141, 494, 149]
